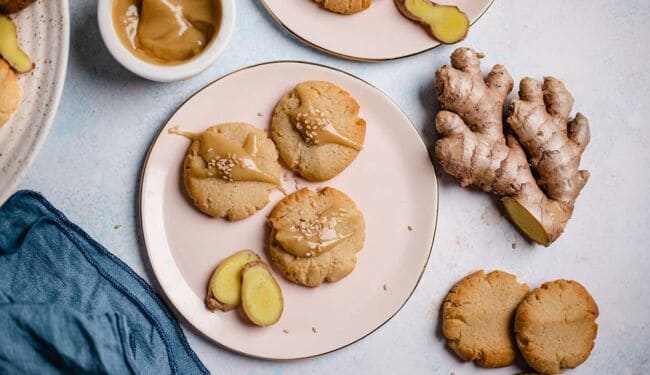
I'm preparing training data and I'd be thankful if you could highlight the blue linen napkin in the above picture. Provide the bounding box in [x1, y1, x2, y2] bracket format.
[0, 190, 208, 375]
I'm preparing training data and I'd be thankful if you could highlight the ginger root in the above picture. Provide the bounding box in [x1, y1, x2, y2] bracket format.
[241, 261, 284, 326]
[205, 250, 261, 311]
[0, 15, 32, 73]
[395, 0, 469, 44]
[434, 48, 590, 246]
[0, 58, 20, 127]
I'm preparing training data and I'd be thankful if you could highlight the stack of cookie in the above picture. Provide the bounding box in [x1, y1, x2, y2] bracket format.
[441, 270, 599, 374]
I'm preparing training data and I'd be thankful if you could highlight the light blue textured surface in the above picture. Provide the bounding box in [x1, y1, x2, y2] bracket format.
[20, 0, 650, 373]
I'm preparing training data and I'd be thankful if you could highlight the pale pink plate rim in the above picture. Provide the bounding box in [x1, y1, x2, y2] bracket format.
[257, 0, 494, 62]
[138, 60, 439, 360]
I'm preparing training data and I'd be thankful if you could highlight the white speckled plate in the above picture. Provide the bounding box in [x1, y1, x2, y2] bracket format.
[140, 61, 438, 359]
[0, 0, 70, 204]
[258, 0, 493, 61]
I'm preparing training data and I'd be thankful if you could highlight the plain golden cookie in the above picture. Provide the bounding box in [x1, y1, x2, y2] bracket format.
[270, 81, 366, 181]
[442, 270, 529, 368]
[183, 123, 281, 221]
[312, 0, 371, 15]
[515, 280, 599, 374]
[267, 187, 365, 287]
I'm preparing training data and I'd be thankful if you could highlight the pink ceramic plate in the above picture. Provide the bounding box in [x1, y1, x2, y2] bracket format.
[139, 61, 438, 359]
[259, 0, 493, 61]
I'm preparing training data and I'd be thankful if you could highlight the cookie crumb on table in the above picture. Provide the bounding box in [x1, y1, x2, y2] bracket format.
[312, 327, 318, 334]
[282, 329, 289, 334]
[114, 224, 122, 230]
[383, 284, 388, 291]
[407, 225, 413, 231]
[257, 112, 263, 117]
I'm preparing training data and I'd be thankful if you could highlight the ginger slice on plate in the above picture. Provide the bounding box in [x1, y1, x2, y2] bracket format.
[241, 261, 284, 326]
[205, 250, 261, 311]
[395, 0, 469, 44]
[0, 15, 33, 73]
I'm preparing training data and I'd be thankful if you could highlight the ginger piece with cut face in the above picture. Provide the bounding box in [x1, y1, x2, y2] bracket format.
[0, 15, 33, 73]
[241, 261, 284, 326]
[0, 58, 20, 127]
[434, 48, 590, 246]
[395, 0, 469, 44]
[205, 250, 261, 311]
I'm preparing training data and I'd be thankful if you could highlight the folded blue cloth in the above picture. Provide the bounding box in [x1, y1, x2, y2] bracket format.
[0, 190, 208, 374]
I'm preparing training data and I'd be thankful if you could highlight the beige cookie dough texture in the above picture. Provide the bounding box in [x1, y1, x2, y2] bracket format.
[183, 123, 281, 221]
[442, 270, 529, 368]
[0, 59, 20, 127]
[312, 0, 371, 14]
[271, 81, 366, 181]
[515, 280, 599, 374]
[267, 187, 365, 287]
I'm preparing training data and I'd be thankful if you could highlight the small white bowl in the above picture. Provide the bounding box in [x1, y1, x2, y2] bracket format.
[97, 0, 235, 82]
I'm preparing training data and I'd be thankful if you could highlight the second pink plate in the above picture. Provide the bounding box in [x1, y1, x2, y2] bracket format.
[139, 61, 438, 359]
[259, 0, 493, 61]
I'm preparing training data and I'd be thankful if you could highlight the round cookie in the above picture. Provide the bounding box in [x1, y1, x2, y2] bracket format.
[271, 81, 366, 182]
[442, 270, 529, 368]
[515, 280, 599, 374]
[267, 187, 365, 287]
[312, 0, 371, 15]
[183, 123, 281, 221]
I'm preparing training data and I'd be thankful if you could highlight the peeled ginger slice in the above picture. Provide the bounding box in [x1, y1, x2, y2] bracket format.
[205, 249, 260, 311]
[401, 0, 469, 44]
[241, 261, 284, 326]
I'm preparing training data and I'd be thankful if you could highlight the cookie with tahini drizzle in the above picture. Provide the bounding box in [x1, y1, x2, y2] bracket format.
[176, 123, 282, 221]
[267, 187, 365, 287]
[271, 81, 366, 181]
